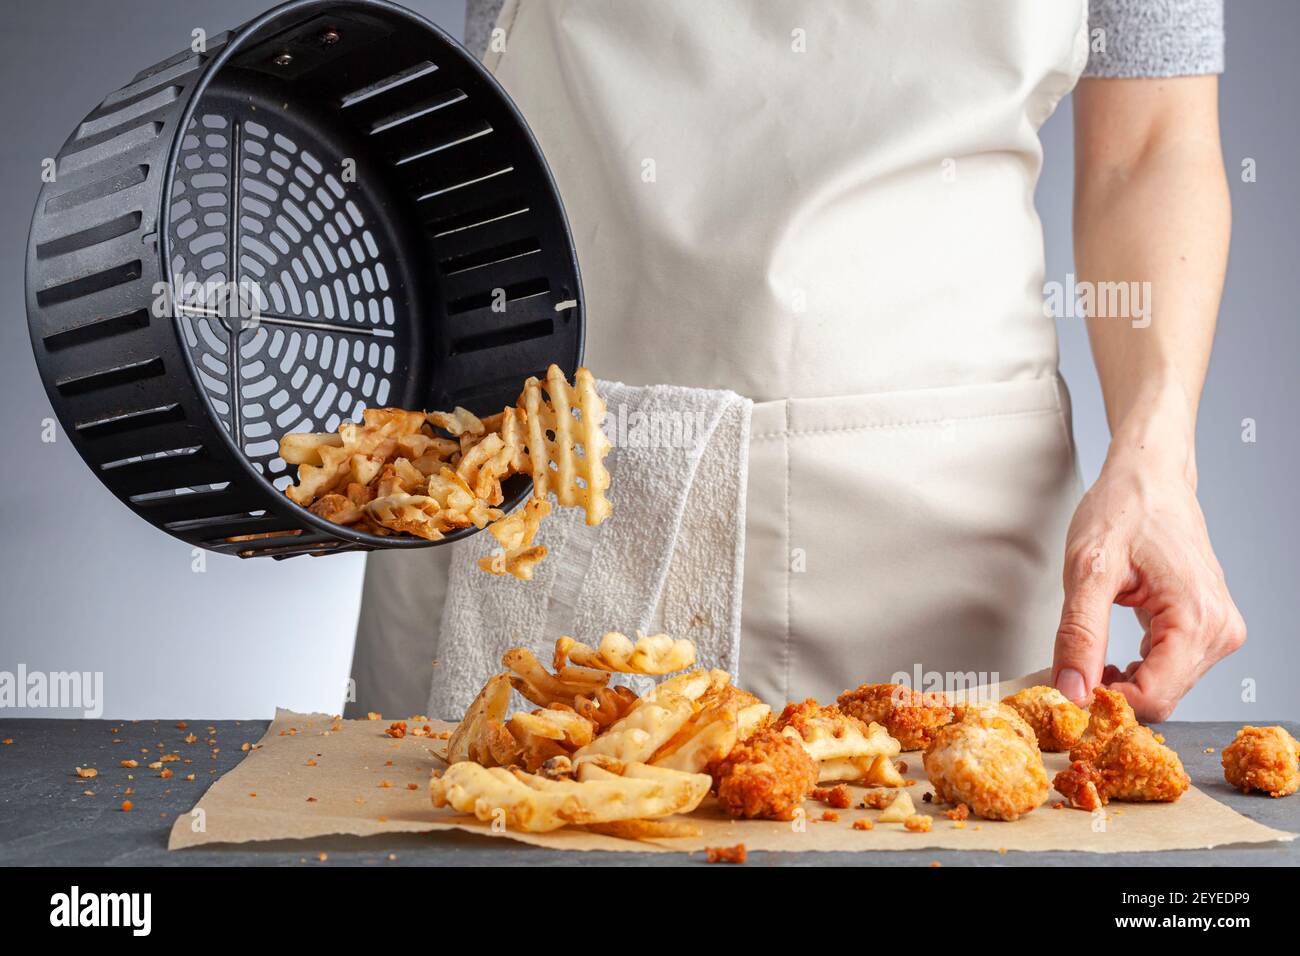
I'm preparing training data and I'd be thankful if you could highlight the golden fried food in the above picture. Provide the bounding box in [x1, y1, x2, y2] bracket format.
[585, 818, 702, 840]
[1069, 687, 1138, 764]
[554, 632, 696, 675]
[877, 789, 917, 822]
[520, 365, 612, 525]
[478, 498, 550, 581]
[643, 668, 732, 704]
[951, 700, 1039, 749]
[1002, 685, 1090, 752]
[712, 729, 819, 820]
[650, 693, 741, 774]
[923, 714, 1050, 821]
[1221, 725, 1300, 798]
[836, 683, 953, 751]
[280, 365, 612, 579]
[444, 673, 516, 767]
[775, 699, 903, 785]
[507, 707, 597, 772]
[430, 759, 709, 832]
[1092, 725, 1190, 803]
[572, 685, 640, 732]
[1052, 759, 1107, 811]
[572, 691, 696, 764]
[502, 647, 609, 708]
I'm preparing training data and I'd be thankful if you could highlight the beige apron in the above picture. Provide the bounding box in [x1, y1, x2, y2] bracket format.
[353, 0, 1089, 713]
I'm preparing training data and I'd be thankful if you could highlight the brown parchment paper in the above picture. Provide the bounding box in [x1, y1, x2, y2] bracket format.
[170, 691, 1295, 855]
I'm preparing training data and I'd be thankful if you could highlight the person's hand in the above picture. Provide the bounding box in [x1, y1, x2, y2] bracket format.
[1051, 444, 1246, 722]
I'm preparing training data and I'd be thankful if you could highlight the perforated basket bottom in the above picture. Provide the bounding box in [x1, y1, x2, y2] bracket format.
[167, 78, 420, 495]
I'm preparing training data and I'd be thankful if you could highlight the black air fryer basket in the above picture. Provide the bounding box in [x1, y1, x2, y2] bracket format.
[26, 0, 583, 558]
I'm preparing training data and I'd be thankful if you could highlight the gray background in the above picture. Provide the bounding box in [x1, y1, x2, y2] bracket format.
[0, 1, 1294, 720]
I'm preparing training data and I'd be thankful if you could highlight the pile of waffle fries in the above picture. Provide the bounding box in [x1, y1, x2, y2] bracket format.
[278, 365, 612, 579]
[430, 633, 905, 836]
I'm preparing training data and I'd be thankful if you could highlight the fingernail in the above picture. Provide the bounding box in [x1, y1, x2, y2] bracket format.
[1056, 667, 1086, 703]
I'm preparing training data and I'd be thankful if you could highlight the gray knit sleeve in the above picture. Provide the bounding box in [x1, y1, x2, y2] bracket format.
[465, 0, 507, 60]
[1084, 0, 1224, 77]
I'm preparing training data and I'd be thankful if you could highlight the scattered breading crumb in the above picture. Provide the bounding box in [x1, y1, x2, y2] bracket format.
[812, 784, 852, 809]
[997, 847, 1007, 854]
[121, 800, 133, 812]
[120, 760, 138, 769]
[176, 722, 188, 730]
[406, 783, 419, 791]
[159, 769, 173, 779]
[307, 759, 317, 767]
[75, 767, 98, 779]
[249, 792, 257, 798]
[929, 861, 942, 868]
[367, 712, 382, 721]
[385, 721, 407, 739]
[83, 790, 94, 797]
[306, 796, 318, 802]
[1052, 801, 1065, 810]
[821, 810, 840, 822]
[922, 791, 933, 803]
[858, 789, 896, 810]
[904, 814, 932, 832]
[241, 743, 251, 752]
[1204, 747, 1215, 754]
[896, 760, 908, 774]
[379, 780, 393, 788]
[704, 844, 747, 864]
[2, 739, 12, 745]
[945, 803, 969, 821]
[951, 820, 966, 829]
[1154, 733, 1165, 744]
[184, 734, 197, 744]
[185, 774, 195, 782]
[852, 819, 874, 831]
[318, 852, 328, 862]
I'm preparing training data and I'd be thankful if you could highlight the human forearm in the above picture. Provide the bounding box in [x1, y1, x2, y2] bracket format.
[1073, 76, 1230, 486]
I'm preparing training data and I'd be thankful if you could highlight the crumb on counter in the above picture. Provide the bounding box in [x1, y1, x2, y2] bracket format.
[904, 814, 932, 832]
[704, 844, 747, 864]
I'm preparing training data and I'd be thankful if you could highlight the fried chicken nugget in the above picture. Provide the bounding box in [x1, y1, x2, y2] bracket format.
[1069, 687, 1138, 764]
[1002, 685, 1090, 752]
[836, 683, 953, 751]
[951, 700, 1039, 749]
[1221, 725, 1300, 798]
[923, 714, 1050, 821]
[1093, 725, 1190, 802]
[712, 729, 819, 821]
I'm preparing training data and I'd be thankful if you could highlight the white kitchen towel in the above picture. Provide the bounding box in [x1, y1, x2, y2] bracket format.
[428, 381, 753, 719]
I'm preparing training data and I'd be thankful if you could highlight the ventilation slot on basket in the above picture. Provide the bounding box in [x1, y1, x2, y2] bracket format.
[44, 165, 149, 214]
[56, 356, 164, 396]
[58, 123, 162, 176]
[429, 198, 529, 237]
[36, 261, 142, 307]
[439, 238, 540, 277]
[340, 61, 438, 108]
[35, 212, 143, 260]
[371, 90, 467, 136]
[447, 277, 550, 315]
[77, 86, 181, 140]
[42, 307, 150, 351]
[452, 319, 553, 355]
[76, 403, 184, 439]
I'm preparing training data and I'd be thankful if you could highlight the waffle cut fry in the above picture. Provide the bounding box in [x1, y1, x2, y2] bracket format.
[478, 498, 550, 581]
[553, 632, 696, 675]
[520, 365, 613, 526]
[430, 759, 710, 833]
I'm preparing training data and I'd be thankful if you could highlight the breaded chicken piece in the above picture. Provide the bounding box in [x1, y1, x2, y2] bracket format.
[922, 714, 1050, 821]
[712, 728, 819, 820]
[1221, 725, 1300, 798]
[1069, 687, 1137, 764]
[836, 683, 953, 751]
[1093, 725, 1190, 802]
[1052, 759, 1107, 811]
[1002, 685, 1090, 752]
[950, 700, 1039, 749]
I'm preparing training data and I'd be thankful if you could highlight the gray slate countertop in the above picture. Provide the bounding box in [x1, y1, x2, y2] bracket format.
[0, 718, 1295, 867]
